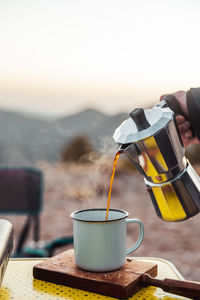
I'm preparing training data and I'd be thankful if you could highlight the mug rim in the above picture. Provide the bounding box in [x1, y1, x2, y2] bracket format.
[70, 208, 129, 223]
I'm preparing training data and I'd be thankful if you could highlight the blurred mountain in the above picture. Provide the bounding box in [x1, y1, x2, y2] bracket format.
[0, 108, 128, 166]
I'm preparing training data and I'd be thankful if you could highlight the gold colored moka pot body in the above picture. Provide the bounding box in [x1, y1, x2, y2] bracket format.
[113, 100, 200, 222]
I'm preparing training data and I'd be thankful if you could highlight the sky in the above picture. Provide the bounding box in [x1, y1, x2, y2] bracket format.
[0, 0, 200, 116]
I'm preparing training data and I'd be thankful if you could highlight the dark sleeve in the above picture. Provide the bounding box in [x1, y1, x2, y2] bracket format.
[186, 88, 200, 140]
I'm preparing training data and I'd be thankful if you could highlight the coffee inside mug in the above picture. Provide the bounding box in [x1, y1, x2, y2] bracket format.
[71, 208, 128, 222]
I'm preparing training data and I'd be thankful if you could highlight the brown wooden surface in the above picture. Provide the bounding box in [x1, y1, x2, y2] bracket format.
[33, 249, 157, 298]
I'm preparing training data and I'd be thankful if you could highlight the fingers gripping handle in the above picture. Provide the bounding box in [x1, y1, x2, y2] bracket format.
[162, 94, 195, 138]
[162, 94, 187, 118]
[126, 219, 144, 255]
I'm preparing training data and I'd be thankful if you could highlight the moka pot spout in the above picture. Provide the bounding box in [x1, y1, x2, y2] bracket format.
[118, 143, 145, 175]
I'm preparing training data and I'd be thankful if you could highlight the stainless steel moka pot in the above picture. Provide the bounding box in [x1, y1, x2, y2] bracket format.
[113, 97, 200, 222]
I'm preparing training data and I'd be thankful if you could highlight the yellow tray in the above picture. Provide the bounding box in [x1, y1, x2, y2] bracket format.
[0, 257, 190, 299]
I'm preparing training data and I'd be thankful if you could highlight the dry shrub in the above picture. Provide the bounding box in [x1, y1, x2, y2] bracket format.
[61, 135, 95, 164]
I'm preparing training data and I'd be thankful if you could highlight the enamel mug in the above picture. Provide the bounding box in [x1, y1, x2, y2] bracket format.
[70, 208, 144, 272]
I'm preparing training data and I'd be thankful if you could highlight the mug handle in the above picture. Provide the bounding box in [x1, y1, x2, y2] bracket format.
[126, 218, 144, 255]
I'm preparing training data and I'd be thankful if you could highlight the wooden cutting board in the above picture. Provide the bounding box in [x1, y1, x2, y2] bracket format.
[33, 249, 157, 298]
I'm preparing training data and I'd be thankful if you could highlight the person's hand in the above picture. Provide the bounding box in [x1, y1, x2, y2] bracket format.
[175, 114, 198, 148]
[160, 91, 199, 148]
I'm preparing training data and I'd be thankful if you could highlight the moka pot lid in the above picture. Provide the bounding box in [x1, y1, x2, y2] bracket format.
[113, 104, 174, 144]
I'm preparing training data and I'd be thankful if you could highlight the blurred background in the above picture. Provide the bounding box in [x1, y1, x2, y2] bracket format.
[0, 0, 200, 281]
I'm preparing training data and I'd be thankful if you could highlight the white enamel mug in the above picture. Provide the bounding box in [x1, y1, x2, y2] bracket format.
[70, 208, 144, 272]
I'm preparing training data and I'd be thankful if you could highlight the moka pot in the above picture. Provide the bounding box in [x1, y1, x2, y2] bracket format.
[113, 97, 200, 222]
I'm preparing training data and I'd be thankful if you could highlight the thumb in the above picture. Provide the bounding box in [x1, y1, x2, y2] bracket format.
[160, 94, 169, 101]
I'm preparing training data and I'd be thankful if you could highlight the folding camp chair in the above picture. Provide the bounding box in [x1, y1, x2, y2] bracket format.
[0, 167, 73, 257]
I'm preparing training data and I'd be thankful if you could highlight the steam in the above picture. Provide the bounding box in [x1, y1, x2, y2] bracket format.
[35, 132, 121, 210]
[98, 135, 118, 155]
[38, 150, 119, 210]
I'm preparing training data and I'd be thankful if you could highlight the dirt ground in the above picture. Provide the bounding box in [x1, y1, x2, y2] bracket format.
[1, 159, 200, 282]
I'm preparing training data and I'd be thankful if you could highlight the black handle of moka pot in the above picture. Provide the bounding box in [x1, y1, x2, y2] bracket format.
[162, 94, 195, 138]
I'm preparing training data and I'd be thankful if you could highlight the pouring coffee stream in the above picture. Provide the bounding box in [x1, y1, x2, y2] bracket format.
[111, 97, 200, 222]
[106, 152, 120, 220]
